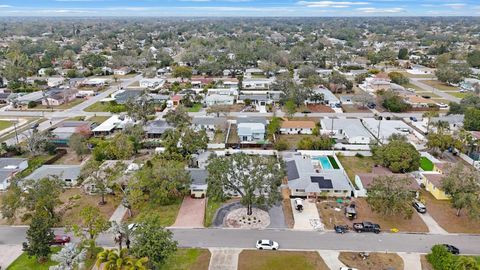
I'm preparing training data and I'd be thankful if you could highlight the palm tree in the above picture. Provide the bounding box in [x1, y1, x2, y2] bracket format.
[111, 222, 135, 251]
[423, 111, 439, 133]
[96, 249, 148, 270]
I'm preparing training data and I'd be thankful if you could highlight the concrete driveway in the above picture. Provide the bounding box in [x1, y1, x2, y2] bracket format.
[0, 244, 22, 268]
[172, 196, 205, 228]
[291, 199, 322, 230]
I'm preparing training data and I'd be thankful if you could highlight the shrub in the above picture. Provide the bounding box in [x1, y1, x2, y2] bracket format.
[426, 245, 456, 270]
[274, 140, 289, 151]
[27, 101, 37, 108]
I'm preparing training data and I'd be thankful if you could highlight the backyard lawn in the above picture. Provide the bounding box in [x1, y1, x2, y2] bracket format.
[0, 120, 14, 131]
[7, 247, 61, 270]
[338, 252, 404, 270]
[337, 155, 375, 185]
[238, 250, 329, 270]
[277, 134, 317, 150]
[422, 80, 459, 91]
[159, 248, 211, 270]
[187, 103, 203, 112]
[420, 157, 434, 171]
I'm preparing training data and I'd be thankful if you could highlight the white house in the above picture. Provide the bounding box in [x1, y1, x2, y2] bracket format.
[139, 78, 165, 90]
[46, 77, 65, 87]
[92, 114, 136, 136]
[280, 120, 316, 135]
[320, 118, 374, 144]
[205, 94, 234, 106]
[241, 78, 273, 90]
[0, 158, 28, 191]
[114, 67, 132, 76]
[237, 117, 267, 142]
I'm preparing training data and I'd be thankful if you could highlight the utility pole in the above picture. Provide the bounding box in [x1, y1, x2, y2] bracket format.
[377, 116, 383, 143]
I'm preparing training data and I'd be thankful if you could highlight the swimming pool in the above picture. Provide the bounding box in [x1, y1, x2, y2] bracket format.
[315, 156, 333, 170]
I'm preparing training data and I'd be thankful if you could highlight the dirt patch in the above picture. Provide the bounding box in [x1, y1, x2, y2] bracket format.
[53, 150, 83, 165]
[342, 104, 371, 113]
[278, 134, 317, 150]
[353, 198, 429, 233]
[316, 200, 353, 230]
[337, 156, 375, 186]
[306, 104, 335, 113]
[420, 255, 434, 270]
[58, 188, 121, 226]
[224, 207, 270, 229]
[419, 189, 480, 233]
[338, 252, 404, 270]
[238, 250, 329, 270]
[282, 188, 294, 229]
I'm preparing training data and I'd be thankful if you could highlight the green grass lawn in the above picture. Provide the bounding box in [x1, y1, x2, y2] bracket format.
[403, 82, 425, 92]
[87, 115, 110, 124]
[159, 248, 211, 270]
[448, 92, 468, 98]
[238, 250, 329, 270]
[16, 155, 55, 178]
[337, 155, 376, 187]
[0, 120, 14, 131]
[205, 199, 223, 227]
[7, 247, 61, 270]
[188, 103, 203, 112]
[84, 102, 111, 112]
[422, 80, 459, 91]
[127, 199, 182, 227]
[420, 156, 434, 171]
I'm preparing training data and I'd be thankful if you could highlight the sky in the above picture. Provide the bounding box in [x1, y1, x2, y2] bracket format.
[0, 0, 479, 17]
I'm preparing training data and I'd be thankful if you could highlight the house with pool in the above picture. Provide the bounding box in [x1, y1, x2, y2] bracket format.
[285, 154, 354, 198]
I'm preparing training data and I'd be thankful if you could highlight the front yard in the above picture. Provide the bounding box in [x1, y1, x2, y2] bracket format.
[338, 252, 404, 270]
[317, 198, 429, 232]
[419, 190, 480, 233]
[421, 80, 459, 91]
[7, 247, 61, 270]
[187, 103, 203, 112]
[0, 120, 14, 131]
[58, 188, 121, 226]
[159, 248, 211, 270]
[205, 199, 223, 227]
[238, 250, 329, 270]
[32, 98, 85, 110]
[125, 199, 182, 227]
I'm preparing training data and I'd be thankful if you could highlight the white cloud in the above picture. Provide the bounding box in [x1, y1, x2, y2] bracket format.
[443, 3, 466, 9]
[356, 7, 405, 13]
[0, 5, 12, 8]
[298, 1, 369, 8]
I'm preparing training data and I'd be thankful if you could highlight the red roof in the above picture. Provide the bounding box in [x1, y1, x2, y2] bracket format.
[171, 95, 182, 101]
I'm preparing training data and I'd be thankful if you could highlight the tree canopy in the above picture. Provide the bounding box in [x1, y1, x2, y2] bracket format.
[372, 136, 420, 173]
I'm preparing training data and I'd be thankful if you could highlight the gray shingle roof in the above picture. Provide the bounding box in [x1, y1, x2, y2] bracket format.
[25, 165, 81, 181]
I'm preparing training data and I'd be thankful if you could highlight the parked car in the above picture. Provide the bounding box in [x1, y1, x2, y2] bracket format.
[367, 102, 376, 109]
[443, 244, 460, 255]
[334, 224, 349, 234]
[353, 222, 381, 234]
[344, 203, 357, 220]
[410, 116, 418, 122]
[294, 198, 304, 212]
[412, 200, 427, 213]
[256, 239, 279, 250]
[51, 235, 71, 245]
[340, 267, 358, 270]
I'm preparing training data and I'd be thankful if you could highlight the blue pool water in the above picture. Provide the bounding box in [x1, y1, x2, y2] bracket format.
[315, 156, 333, 170]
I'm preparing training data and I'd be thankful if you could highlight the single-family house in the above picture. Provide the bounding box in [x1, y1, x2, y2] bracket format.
[280, 120, 316, 135]
[111, 90, 143, 105]
[92, 115, 135, 136]
[144, 119, 173, 139]
[205, 94, 235, 106]
[460, 78, 480, 93]
[362, 118, 413, 143]
[188, 168, 208, 198]
[306, 87, 340, 107]
[430, 114, 464, 132]
[24, 165, 82, 186]
[361, 73, 392, 93]
[320, 118, 374, 144]
[403, 95, 437, 108]
[192, 117, 227, 132]
[237, 117, 267, 142]
[114, 67, 132, 76]
[139, 78, 165, 90]
[50, 121, 92, 145]
[42, 88, 78, 106]
[241, 78, 273, 90]
[415, 162, 460, 200]
[46, 77, 65, 88]
[355, 166, 419, 197]
[286, 155, 353, 198]
[0, 158, 28, 191]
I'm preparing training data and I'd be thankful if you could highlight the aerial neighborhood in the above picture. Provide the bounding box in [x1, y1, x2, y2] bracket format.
[0, 15, 479, 270]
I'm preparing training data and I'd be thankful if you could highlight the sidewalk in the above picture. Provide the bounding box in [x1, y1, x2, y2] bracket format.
[208, 248, 241, 270]
[317, 250, 346, 269]
[0, 245, 22, 269]
[109, 204, 127, 223]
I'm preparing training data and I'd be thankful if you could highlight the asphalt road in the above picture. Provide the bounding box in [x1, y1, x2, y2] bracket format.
[1, 227, 479, 255]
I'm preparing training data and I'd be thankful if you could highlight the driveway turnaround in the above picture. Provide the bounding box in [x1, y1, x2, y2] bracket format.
[208, 248, 241, 270]
[0, 244, 22, 268]
[291, 199, 322, 230]
[172, 197, 206, 228]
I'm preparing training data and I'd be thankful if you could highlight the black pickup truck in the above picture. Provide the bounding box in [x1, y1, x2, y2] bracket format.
[353, 221, 381, 234]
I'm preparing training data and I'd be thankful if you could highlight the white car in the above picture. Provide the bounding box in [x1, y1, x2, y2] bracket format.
[340, 267, 359, 270]
[256, 239, 279, 250]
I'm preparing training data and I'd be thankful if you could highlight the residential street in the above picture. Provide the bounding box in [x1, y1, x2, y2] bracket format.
[1, 226, 480, 255]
